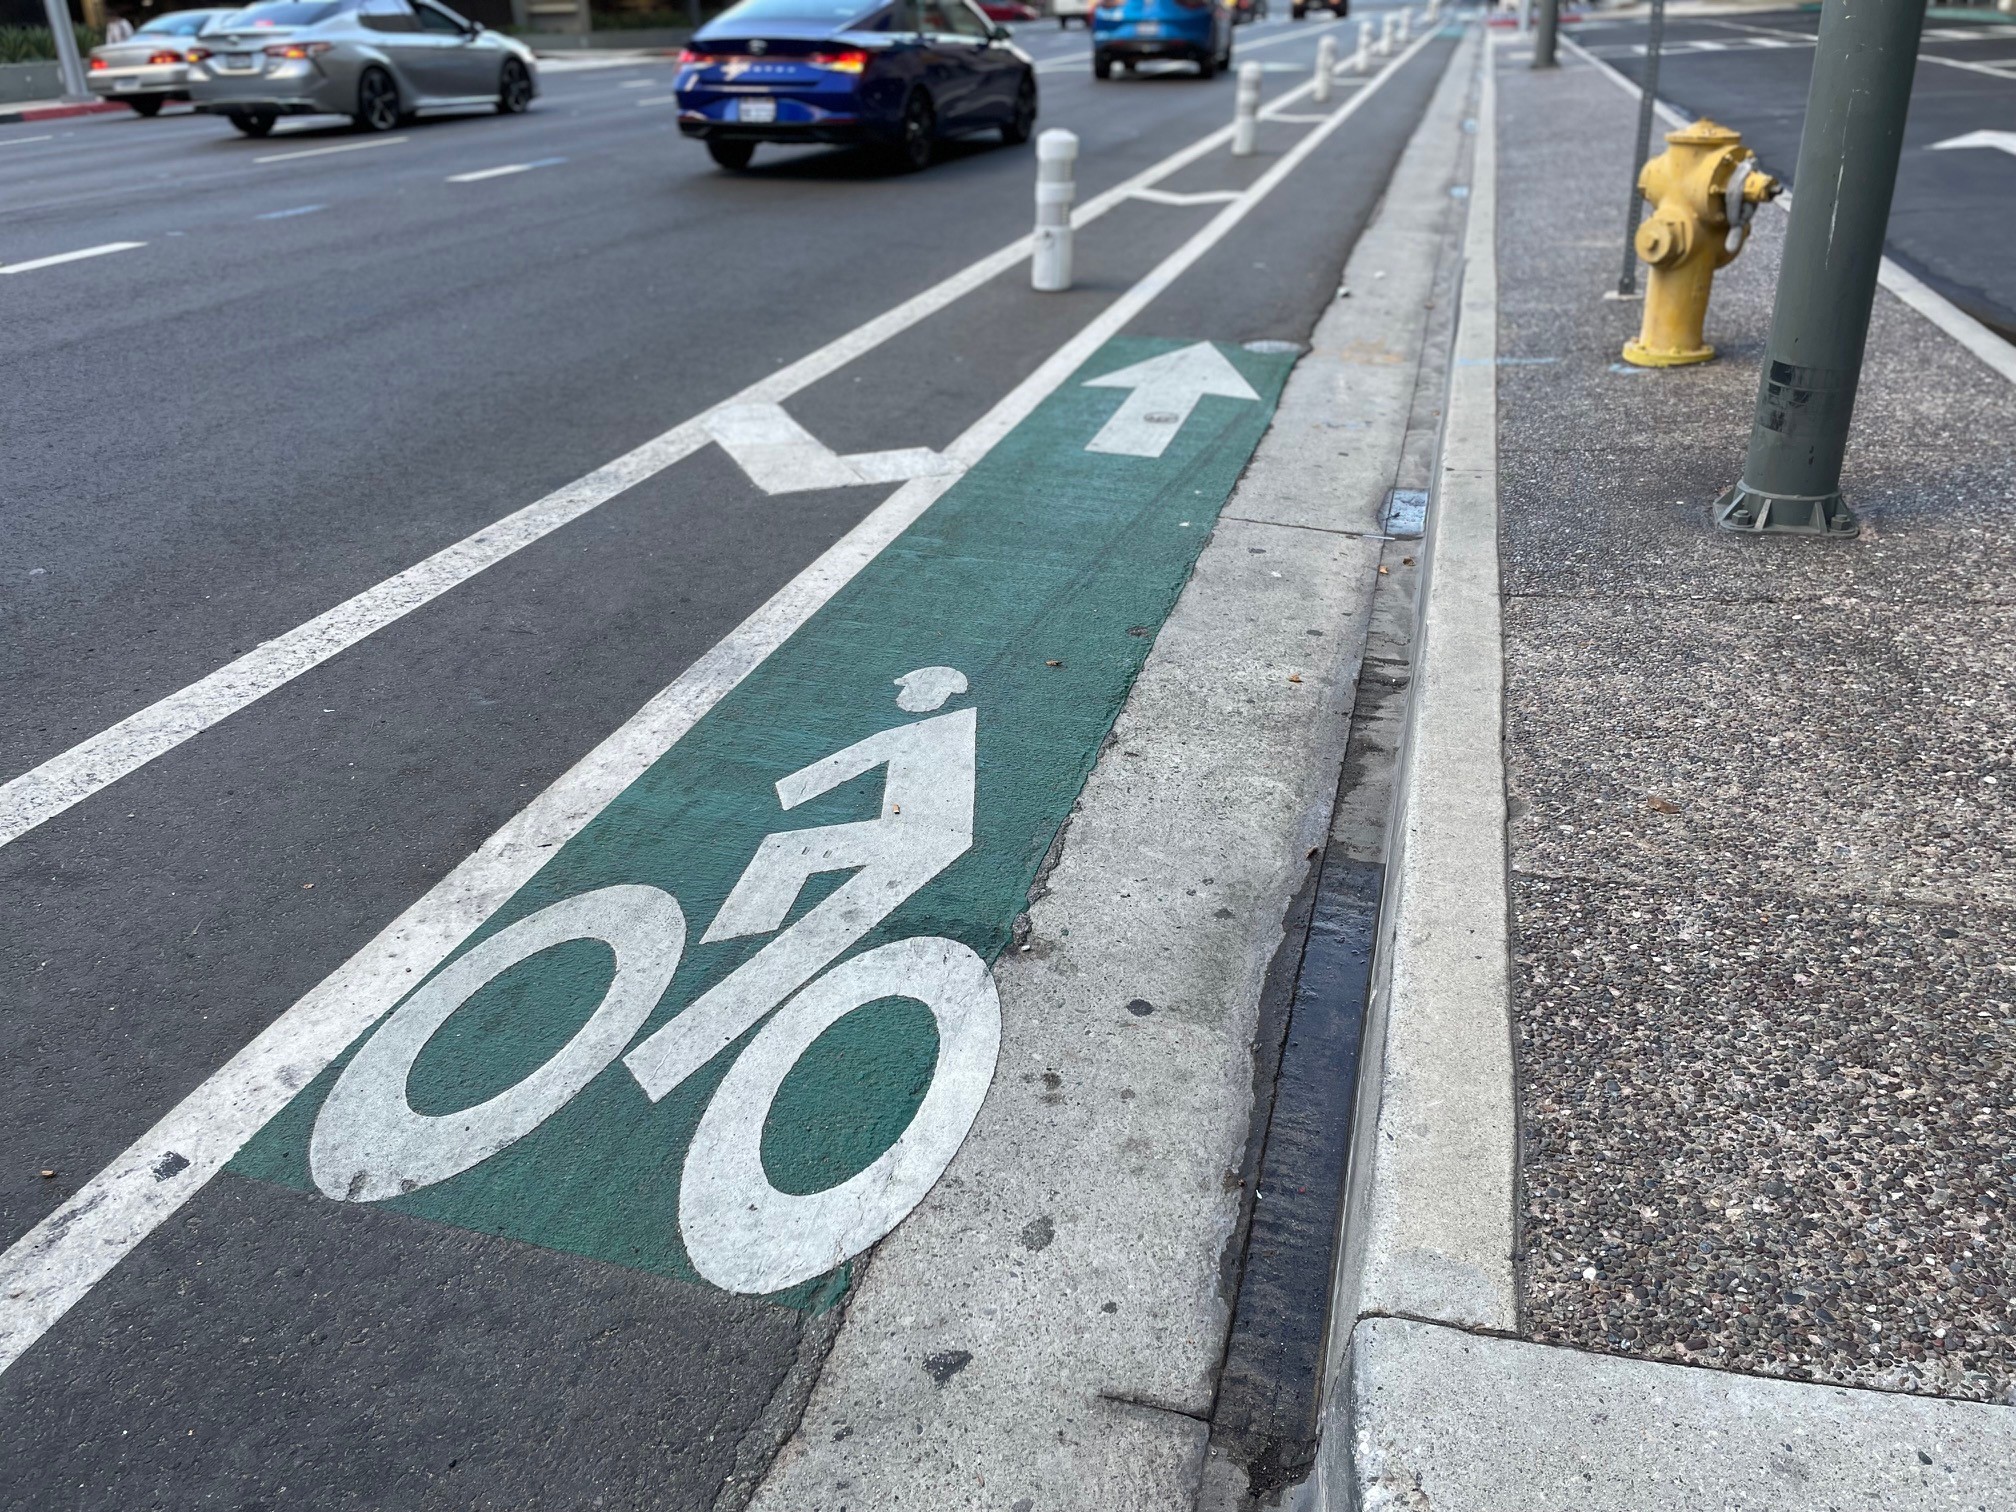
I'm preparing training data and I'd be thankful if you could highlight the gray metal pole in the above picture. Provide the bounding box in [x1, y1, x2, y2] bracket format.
[1715, 0, 1925, 535]
[1533, 0, 1560, 68]
[1615, 0, 1666, 297]
[43, 0, 91, 101]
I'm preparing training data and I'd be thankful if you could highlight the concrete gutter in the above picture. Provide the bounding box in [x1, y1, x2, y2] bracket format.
[1316, 24, 2016, 1512]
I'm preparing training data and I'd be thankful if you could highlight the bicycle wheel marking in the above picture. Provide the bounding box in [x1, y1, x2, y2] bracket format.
[228, 338, 1294, 1302]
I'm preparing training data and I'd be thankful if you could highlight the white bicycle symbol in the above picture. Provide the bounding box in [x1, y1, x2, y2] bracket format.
[308, 665, 1000, 1295]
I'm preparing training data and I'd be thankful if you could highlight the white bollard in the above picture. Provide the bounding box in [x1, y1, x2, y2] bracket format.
[1355, 19, 1372, 70]
[1314, 34, 1336, 104]
[1398, 8, 1411, 42]
[1378, 12, 1395, 55]
[1231, 62, 1261, 157]
[1032, 129, 1077, 293]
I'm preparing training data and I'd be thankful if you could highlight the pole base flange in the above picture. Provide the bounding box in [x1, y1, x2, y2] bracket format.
[1713, 481, 1860, 537]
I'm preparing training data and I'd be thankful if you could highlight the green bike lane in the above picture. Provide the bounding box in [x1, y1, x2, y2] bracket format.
[0, 29, 1461, 1511]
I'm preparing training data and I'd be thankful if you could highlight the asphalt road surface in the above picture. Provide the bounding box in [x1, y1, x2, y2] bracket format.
[1569, 9, 2016, 339]
[0, 15, 1453, 1508]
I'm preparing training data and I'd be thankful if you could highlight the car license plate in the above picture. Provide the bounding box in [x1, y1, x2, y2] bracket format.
[1133, 20, 1161, 34]
[115, 75, 140, 89]
[225, 51, 251, 68]
[735, 97, 776, 124]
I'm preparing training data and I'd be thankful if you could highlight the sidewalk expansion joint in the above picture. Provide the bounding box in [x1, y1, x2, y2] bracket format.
[1219, 514, 1392, 541]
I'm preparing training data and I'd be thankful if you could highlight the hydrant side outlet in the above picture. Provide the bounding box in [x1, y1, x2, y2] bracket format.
[1622, 119, 1780, 369]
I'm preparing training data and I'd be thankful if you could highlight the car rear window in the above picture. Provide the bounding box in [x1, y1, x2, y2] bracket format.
[712, 0, 882, 25]
[137, 11, 218, 32]
[211, 1, 350, 28]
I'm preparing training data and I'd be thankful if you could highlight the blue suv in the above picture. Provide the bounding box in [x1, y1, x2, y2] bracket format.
[677, 0, 1038, 172]
[1090, 0, 1233, 79]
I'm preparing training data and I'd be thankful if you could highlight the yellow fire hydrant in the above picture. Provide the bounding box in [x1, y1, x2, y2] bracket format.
[1622, 120, 1781, 367]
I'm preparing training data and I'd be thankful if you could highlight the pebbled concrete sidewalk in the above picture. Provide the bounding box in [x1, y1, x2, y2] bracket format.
[1323, 22, 2016, 1511]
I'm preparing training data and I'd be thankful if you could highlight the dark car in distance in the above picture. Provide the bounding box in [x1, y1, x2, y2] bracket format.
[675, 0, 1038, 172]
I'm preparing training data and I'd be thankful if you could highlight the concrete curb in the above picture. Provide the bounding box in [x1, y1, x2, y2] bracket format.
[0, 99, 126, 126]
[1350, 24, 1517, 1342]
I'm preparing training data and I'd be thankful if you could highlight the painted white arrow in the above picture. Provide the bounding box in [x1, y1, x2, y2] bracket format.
[1930, 130, 2016, 158]
[705, 403, 960, 496]
[1082, 342, 1261, 459]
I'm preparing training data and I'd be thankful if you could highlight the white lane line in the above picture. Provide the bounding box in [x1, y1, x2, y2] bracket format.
[254, 134, 409, 164]
[255, 202, 327, 220]
[0, 24, 1415, 853]
[446, 156, 567, 183]
[1131, 186, 1242, 206]
[1561, 31, 2016, 390]
[619, 77, 655, 87]
[0, 241, 145, 275]
[634, 93, 679, 105]
[0, 133, 56, 148]
[0, 17, 1441, 1383]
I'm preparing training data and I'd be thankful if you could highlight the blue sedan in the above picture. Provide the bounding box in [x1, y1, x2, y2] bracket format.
[676, 0, 1038, 172]
[1091, 0, 1234, 79]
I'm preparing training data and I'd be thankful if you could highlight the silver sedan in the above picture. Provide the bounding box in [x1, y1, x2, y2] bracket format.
[186, 0, 538, 138]
[86, 9, 234, 116]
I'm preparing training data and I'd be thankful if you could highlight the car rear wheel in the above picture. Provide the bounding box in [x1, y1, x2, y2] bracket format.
[127, 96, 164, 117]
[891, 89, 935, 173]
[1092, 52, 1111, 79]
[1001, 75, 1036, 144]
[354, 66, 400, 133]
[1197, 51, 1217, 79]
[497, 57, 533, 114]
[227, 108, 276, 137]
[707, 138, 756, 170]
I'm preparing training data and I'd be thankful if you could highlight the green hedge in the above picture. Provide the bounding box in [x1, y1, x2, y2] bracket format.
[0, 23, 105, 64]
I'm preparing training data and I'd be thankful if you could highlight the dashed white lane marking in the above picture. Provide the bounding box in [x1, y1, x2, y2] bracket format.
[446, 156, 567, 182]
[0, 133, 55, 148]
[1131, 186, 1242, 206]
[255, 203, 327, 220]
[254, 134, 409, 164]
[619, 77, 654, 87]
[0, 24, 1426, 852]
[0, 20, 1443, 1378]
[635, 94, 679, 105]
[0, 240, 145, 275]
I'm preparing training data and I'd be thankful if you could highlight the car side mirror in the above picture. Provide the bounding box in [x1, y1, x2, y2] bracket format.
[988, 22, 1010, 39]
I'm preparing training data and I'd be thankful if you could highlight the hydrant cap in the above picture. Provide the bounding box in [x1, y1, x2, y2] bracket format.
[1665, 118, 1742, 149]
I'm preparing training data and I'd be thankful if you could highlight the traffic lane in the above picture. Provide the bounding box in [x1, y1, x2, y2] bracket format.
[0, 41, 1451, 1507]
[0, 14, 1378, 1254]
[0, 44, 1285, 786]
[0, 62, 685, 229]
[1580, 14, 2016, 337]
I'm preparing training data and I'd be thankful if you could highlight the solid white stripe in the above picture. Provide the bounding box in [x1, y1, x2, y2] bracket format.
[0, 23, 1442, 1378]
[0, 241, 144, 275]
[0, 133, 56, 148]
[254, 134, 409, 164]
[0, 28, 1370, 854]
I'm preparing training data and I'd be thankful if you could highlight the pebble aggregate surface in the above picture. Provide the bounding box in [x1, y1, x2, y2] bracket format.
[1497, 51, 2016, 1403]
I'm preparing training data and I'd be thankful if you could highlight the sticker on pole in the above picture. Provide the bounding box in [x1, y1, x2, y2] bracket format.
[229, 338, 1294, 1303]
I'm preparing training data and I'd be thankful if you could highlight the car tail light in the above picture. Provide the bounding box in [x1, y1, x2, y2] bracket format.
[185, 47, 213, 61]
[89, 56, 107, 69]
[265, 41, 333, 57]
[678, 47, 704, 62]
[809, 48, 868, 73]
[1173, 0, 1209, 8]
[148, 49, 182, 64]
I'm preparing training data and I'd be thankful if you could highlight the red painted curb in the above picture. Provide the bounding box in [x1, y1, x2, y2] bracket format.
[6, 99, 128, 124]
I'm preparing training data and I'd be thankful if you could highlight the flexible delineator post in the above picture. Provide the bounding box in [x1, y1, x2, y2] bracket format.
[1315, 34, 1337, 104]
[1716, 0, 1926, 534]
[1232, 63, 1262, 157]
[1032, 129, 1078, 293]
